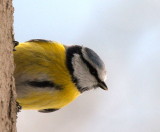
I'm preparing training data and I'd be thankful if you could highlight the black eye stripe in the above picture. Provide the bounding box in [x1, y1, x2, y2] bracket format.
[80, 53, 101, 82]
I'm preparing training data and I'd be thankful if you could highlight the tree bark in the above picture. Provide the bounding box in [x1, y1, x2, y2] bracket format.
[0, 0, 17, 132]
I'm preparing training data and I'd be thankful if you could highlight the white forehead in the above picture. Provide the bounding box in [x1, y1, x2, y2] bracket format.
[81, 47, 107, 81]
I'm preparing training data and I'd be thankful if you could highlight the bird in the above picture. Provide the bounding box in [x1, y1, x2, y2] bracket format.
[14, 39, 108, 113]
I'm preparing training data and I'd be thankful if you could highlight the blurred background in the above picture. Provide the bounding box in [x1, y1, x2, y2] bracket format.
[14, 0, 160, 132]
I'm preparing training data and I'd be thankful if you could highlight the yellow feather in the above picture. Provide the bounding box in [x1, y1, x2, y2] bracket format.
[14, 40, 80, 110]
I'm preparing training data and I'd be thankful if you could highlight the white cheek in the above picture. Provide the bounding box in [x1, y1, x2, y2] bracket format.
[72, 54, 97, 88]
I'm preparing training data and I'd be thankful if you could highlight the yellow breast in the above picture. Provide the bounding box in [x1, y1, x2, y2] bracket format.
[14, 40, 81, 110]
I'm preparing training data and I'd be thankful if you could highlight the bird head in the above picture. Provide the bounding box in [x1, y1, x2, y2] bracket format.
[66, 45, 107, 93]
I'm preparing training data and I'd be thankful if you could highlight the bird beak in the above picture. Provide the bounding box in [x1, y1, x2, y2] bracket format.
[99, 81, 108, 90]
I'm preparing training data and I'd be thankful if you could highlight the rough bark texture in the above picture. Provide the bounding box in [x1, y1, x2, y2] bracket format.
[0, 0, 17, 132]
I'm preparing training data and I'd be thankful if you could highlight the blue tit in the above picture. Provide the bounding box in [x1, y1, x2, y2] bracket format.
[14, 39, 107, 113]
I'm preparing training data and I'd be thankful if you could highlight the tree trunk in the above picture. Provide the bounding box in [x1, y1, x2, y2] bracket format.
[0, 0, 17, 132]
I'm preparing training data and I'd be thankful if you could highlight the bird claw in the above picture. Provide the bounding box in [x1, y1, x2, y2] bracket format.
[16, 102, 22, 113]
[13, 41, 19, 51]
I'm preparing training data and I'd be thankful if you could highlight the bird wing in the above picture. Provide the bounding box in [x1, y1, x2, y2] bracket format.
[38, 108, 59, 113]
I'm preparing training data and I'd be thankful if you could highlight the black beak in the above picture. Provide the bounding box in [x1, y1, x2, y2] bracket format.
[99, 81, 108, 90]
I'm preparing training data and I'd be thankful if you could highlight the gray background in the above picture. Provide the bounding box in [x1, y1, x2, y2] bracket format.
[14, 0, 160, 132]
